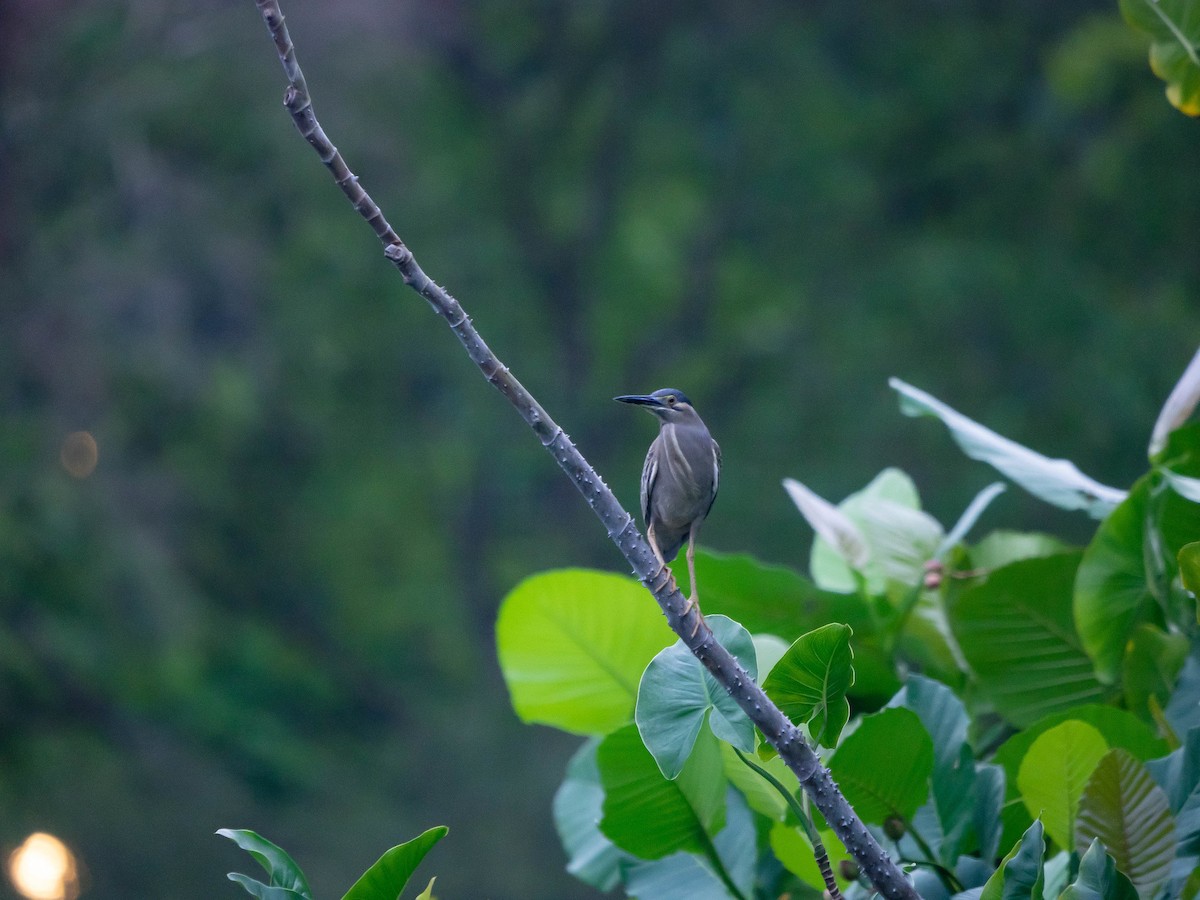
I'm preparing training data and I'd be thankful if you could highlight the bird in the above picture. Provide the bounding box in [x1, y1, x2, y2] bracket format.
[615, 388, 721, 629]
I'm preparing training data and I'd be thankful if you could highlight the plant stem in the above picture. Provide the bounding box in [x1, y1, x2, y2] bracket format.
[733, 748, 843, 900]
[249, 5, 918, 897]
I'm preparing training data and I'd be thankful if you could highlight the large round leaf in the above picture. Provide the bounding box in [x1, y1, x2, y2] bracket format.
[1017, 720, 1108, 850]
[496, 569, 675, 734]
[636, 615, 757, 778]
[761, 623, 854, 748]
[950, 552, 1104, 727]
[827, 707, 933, 823]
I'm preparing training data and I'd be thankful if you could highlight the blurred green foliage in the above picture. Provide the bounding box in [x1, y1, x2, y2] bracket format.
[1, 0, 1198, 897]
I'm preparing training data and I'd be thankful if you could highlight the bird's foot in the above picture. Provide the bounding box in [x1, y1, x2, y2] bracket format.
[683, 593, 705, 637]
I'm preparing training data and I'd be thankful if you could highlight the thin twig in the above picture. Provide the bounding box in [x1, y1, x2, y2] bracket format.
[249, 4, 918, 897]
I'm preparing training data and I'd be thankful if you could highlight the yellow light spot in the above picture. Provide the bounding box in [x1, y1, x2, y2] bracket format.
[7, 832, 79, 900]
[60, 431, 99, 479]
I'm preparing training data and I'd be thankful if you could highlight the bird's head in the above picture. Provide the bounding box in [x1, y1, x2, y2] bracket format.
[614, 388, 699, 424]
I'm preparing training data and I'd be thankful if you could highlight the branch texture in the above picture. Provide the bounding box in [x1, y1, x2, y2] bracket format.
[251, 3, 918, 897]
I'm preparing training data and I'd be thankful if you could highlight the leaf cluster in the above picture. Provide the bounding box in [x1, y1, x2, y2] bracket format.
[496, 376, 1200, 900]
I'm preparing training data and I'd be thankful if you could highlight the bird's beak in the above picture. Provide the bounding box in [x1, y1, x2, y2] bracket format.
[614, 394, 665, 408]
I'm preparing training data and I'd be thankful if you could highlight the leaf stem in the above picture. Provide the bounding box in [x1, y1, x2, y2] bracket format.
[734, 748, 842, 900]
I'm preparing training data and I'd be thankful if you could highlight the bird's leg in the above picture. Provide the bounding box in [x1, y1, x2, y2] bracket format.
[684, 524, 705, 636]
[647, 523, 676, 591]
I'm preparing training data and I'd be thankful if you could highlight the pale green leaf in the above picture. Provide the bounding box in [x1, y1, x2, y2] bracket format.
[1149, 348, 1200, 458]
[994, 705, 1167, 854]
[783, 477, 869, 569]
[496, 569, 675, 734]
[891, 377, 1126, 518]
[1017, 721, 1108, 850]
[936, 481, 1007, 560]
[808, 467, 943, 594]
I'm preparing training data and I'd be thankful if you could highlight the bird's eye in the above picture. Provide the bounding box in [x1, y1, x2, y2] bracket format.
[666, 395, 677, 405]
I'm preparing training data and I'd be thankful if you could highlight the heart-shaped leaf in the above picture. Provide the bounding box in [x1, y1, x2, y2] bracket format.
[636, 616, 757, 778]
[761, 623, 854, 748]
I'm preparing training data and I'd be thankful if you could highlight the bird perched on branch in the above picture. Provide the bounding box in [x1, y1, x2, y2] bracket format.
[615, 389, 721, 628]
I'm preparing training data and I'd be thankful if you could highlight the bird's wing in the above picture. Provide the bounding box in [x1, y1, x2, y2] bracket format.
[640, 435, 660, 525]
[705, 439, 722, 518]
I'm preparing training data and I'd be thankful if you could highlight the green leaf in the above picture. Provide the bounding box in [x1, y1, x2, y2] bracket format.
[1061, 839, 1139, 900]
[980, 820, 1046, 900]
[597, 723, 726, 859]
[1074, 749, 1173, 899]
[553, 738, 632, 891]
[217, 829, 312, 898]
[1017, 721, 1108, 851]
[1074, 482, 1158, 683]
[683, 550, 874, 642]
[761, 623, 854, 748]
[1122, 624, 1189, 722]
[680, 550, 901, 703]
[1166, 650, 1200, 735]
[621, 790, 756, 900]
[769, 823, 851, 893]
[1180, 541, 1200, 598]
[807, 467, 944, 595]
[496, 569, 675, 735]
[413, 878, 436, 900]
[890, 378, 1126, 518]
[951, 553, 1104, 727]
[888, 675, 977, 863]
[994, 705, 1168, 854]
[636, 616, 757, 778]
[340, 826, 448, 900]
[1161, 752, 1199, 898]
[1080, 426, 1200, 674]
[1182, 868, 1200, 900]
[1119, 0, 1200, 116]
[226, 874, 308, 900]
[827, 707, 933, 823]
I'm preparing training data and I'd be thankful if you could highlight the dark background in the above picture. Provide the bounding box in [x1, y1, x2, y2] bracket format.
[2, 1, 1197, 897]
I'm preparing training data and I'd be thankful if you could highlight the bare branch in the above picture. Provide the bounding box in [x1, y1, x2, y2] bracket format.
[250, 3, 918, 896]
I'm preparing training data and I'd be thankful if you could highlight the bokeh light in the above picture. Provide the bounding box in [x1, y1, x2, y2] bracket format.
[7, 832, 80, 900]
[59, 431, 99, 479]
